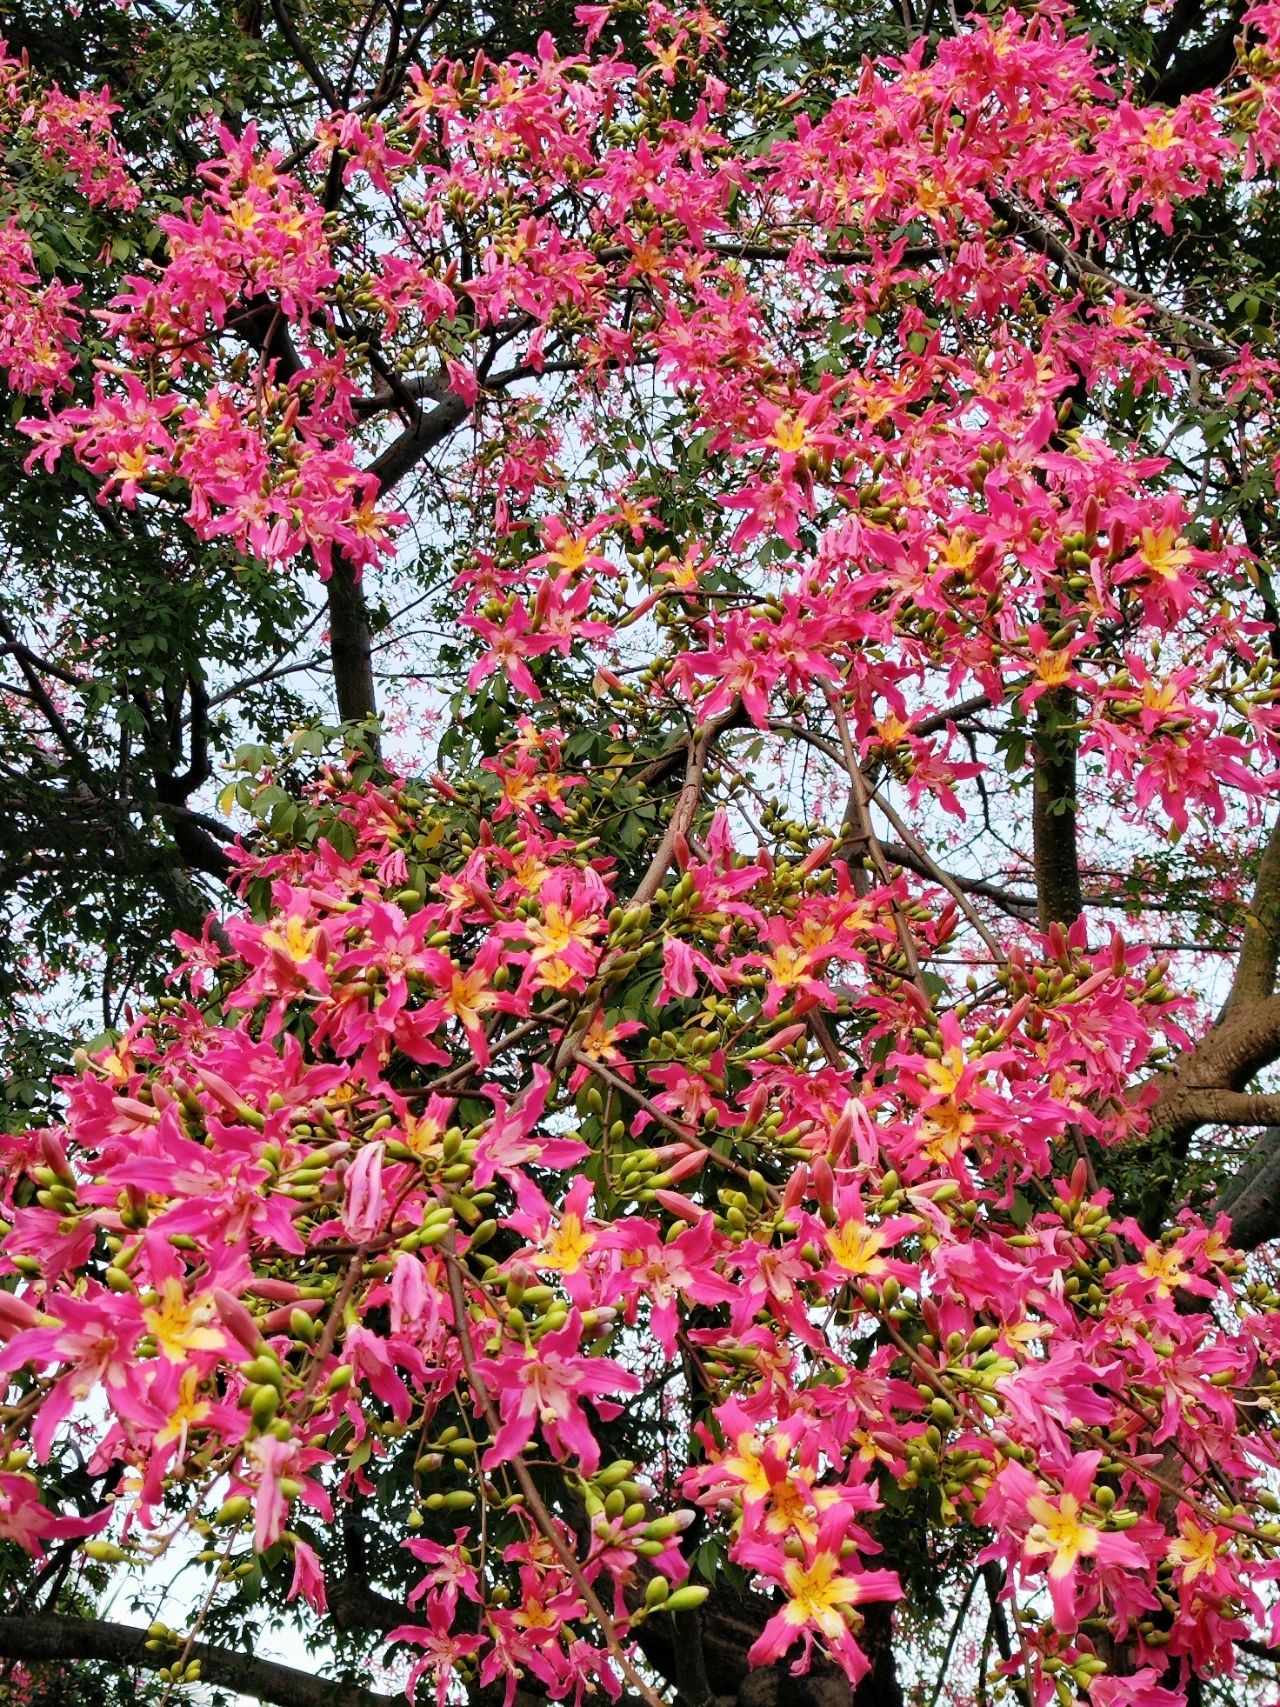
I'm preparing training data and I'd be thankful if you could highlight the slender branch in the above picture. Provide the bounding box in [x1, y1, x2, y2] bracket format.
[826, 692, 927, 994]
[441, 1245, 670, 1707]
[910, 692, 993, 740]
[573, 1051, 772, 1199]
[868, 791, 1007, 960]
[878, 840, 1035, 918]
[636, 704, 746, 793]
[1147, 5, 1244, 104]
[989, 191, 1238, 362]
[268, 0, 340, 105]
[0, 607, 95, 787]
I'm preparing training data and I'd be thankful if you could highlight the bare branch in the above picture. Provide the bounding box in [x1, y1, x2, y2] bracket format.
[0, 1613, 396, 1707]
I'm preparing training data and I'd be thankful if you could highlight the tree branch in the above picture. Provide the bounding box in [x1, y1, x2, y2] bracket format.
[1156, 1089, 1280, 1128]
[327, 388, 473, 728]
[1146, 992, 1280, 1144]
[1215, 1124, 1280, 1249]
[1147, 5, 1243, 104]
[1221, 813, 1280, 1020]
[0, 1613, 397, 1707]
[1032, 687, 1083, 931]
[366, 392, 470, 496]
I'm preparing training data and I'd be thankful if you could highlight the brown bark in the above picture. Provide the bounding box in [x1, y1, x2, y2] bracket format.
[326, 559, 379, 726]
[1031, 687, 1083, 931]
[0, 1613, 396, 1707]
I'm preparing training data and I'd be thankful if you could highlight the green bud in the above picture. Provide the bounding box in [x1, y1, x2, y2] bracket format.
[662, 1585, 710, 1614]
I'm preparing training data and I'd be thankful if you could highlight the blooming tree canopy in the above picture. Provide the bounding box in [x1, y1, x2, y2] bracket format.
[7, 2, 1280, 1706]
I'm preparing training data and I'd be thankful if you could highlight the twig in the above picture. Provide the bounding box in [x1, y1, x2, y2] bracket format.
[825, 693, 927, 995]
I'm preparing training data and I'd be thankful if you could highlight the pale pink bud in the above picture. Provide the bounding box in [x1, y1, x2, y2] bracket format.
[0, 1292, 41, 1339]
[390, 1253, 427, 1333]
[214, 1287, 264, 1355]
[653, 1188, 703, 1219]
[249, 1279, 304, 1302]
[665, 1148, 709, 1183]
[342, 1142, 385, 1244]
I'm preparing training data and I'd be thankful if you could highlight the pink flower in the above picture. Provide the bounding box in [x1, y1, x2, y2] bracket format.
[287, 1538, 328, 1613]
[747, 1507, 900, 1682]
[978, 1452, 1155, 1633]
[475, 1313, 639, 1474]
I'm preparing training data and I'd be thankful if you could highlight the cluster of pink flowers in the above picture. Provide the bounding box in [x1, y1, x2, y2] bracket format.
[24, 82, 140, 211]
[0, 220, 81, 400]
[0, 746, 1265, 1704]
[6, 5, 1280, 1706]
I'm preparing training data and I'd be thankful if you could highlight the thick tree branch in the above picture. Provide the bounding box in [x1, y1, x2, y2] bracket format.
[0, 1613, 397, 1707]
[327, 562, 379, 727]
[1216, 1124, 1280, 1249]
[1131, 813, 1280, 1245]
[366, 392, 470, 496]
[1156, 1089, 1280, 1128]
[631, 731, 710, 909]
[328, 389, 473, 727]
[1147, 5, 1244, 104]
[1032, 687, 1083, 931]
[1147, 993, 1280, 1143]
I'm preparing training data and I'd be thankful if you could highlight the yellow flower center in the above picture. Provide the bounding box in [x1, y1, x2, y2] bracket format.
[1035, 648, 1074, 687]
[1138, 1243, 1188, 1293]
[445, 967, 495, 1030]
[782, 1553, 859, 1633]
[143, 1281, 225, 1362]
[937, 530, 978, 573]
[403, 1113, 444, 1158]
[1137, 526, 1192, 581]
[157, 1367, 212, 1447]
[1169, 1518, 1220, 1582]
[551, 536, 591, 573]
[1025, 1491, 1099, 1575]
[766, 945, 813, 987]
[1145, 117, 1178, 151]
[544, 1212, 595, 1273]
[527, 903, 591, 961]
[825, 1222, 887, 1276]
[768, 414, 809, 454]
[536, 956, 579, 991]
[723, 1434, 772, 1498]
[262, 914, 319, 965]
[924, 1047, 968, 1096]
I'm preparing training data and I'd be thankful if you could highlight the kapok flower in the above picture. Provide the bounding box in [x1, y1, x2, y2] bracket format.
[747, 1507, 900, 1681]
[821, 1188, 915, 1284]
[979, 1452, 1150, 1631]
[507, 1174, 601, 1305]
[475, 1312, 638, 1475]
